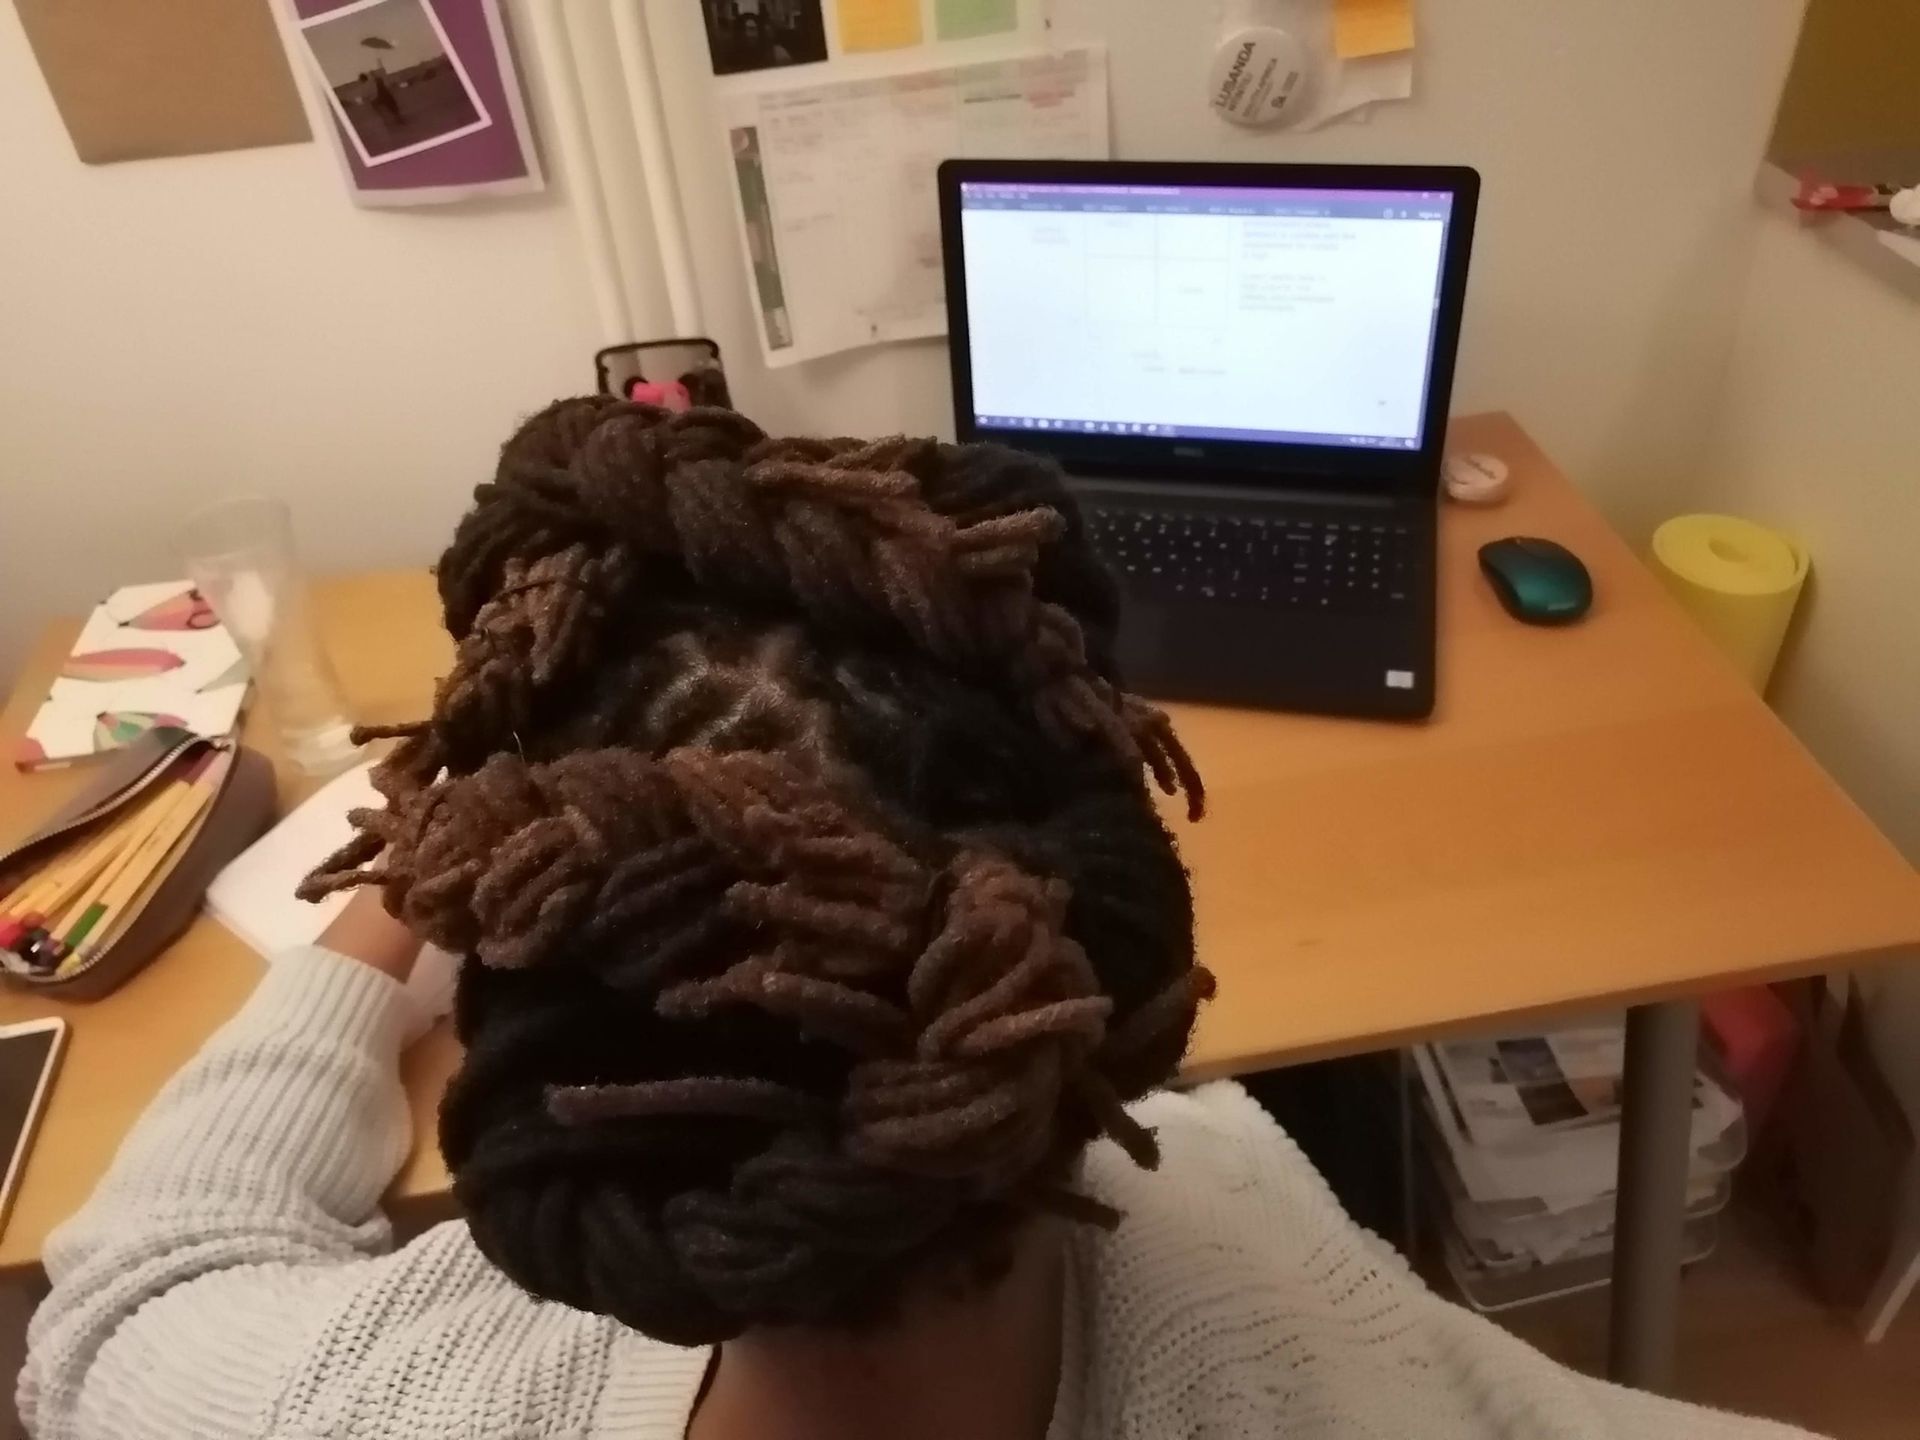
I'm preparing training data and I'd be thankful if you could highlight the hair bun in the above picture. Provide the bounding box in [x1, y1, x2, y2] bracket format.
[301, 400, 1208, 1342]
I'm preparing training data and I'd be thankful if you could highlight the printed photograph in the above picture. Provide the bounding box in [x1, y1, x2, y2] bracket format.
[701, 0, 829, 77]
[298, 0, 490, 166]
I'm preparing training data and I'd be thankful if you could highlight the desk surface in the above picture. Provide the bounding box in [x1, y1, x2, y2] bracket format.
[4, 412, 1919, 1274]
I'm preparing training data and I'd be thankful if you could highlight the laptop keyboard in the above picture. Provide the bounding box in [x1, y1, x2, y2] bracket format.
[1083, 503, 1418, 612]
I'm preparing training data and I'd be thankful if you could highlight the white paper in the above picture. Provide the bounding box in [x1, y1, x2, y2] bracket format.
[1304, 50, 1412, 130]
[1413, 1040, 1742, 1213]
[1433, 1022, 1628, 1148]
[1426, 1085, 1731, 1270]
[206, 761, 457, 1025]
[723, 47, 1109, 366]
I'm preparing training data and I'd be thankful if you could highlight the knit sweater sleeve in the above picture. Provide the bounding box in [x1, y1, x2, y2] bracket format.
[1082, 1083, 1819, 1440]
[18, 945, 415, 1440]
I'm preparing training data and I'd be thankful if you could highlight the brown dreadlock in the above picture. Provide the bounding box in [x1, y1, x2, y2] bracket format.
[300, 397, 1211, 1345]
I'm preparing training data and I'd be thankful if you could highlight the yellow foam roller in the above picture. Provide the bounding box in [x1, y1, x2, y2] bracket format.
[1650, 514, 1809, 692]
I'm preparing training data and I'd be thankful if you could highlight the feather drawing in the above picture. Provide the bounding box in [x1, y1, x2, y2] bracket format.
[93, 711, 187, 751]
[198, 657, 251, 693]
[61, 648, 188, 683]
[121, 588, 217, 631]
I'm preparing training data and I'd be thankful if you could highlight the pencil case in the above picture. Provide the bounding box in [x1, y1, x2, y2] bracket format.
[0, 728, 276, 1000]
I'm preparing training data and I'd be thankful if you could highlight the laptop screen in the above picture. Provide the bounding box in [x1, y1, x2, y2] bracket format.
[956, 180, 1455, 452]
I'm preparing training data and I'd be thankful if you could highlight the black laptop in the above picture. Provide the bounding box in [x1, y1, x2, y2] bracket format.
[938, 160, 1479, 719]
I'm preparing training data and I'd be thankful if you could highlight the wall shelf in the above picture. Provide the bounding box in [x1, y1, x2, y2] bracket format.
[1757, 163, 1920, 304]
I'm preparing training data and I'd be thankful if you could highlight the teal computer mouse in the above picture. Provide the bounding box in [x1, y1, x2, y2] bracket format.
[1477, 536, 1592, 625]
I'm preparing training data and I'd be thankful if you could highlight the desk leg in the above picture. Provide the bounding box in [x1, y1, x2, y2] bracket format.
[1607, 999, 1700, 1392]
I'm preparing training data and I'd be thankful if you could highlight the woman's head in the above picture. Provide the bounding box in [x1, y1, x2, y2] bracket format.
[302, 398, 1210, 1345]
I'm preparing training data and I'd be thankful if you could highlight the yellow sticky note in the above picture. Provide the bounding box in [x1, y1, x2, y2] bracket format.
[1333, 0, 1415, 59]
[838, 0, 923, 52]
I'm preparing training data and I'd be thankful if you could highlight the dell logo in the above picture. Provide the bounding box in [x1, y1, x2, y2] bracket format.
[1172, 445, 1206, 459]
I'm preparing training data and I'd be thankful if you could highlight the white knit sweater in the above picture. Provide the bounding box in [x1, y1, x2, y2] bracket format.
[19, 946, 1818, 1440]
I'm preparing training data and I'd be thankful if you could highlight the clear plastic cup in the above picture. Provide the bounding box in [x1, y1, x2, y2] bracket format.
[176, 497, 359, 777]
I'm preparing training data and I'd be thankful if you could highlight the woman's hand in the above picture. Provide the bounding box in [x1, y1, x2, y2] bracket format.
[317, 889, 423, 983]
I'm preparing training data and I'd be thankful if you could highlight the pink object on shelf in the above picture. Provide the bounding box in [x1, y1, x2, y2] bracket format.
[626, 379, 693, 412]
[1791, 176, 1899, 213]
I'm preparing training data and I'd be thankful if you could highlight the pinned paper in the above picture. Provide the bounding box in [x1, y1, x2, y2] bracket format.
[724, 49, 1107, 366]
[700, 0, 829, 75]
[1333, 0, 1414, 58]
[935, 0, 1017, 41]
[837, 0, 922, 52]
[287, 0, 544, 207]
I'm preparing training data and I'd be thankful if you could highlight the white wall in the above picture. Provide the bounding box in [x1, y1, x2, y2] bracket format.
[1699, 213, 1920, 1112]
[643, 0, 1808, 543]
[3, 0, 1809, 685]
[0, 1, 608, 681]
[1700, 212, 1920, 863]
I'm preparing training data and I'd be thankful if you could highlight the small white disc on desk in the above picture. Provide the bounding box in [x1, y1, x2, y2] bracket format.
[1443, 452, 1511, 505]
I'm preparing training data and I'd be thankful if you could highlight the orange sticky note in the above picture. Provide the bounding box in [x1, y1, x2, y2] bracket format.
[838, 0, 923, 52]
[1333, 0, 1415, 59]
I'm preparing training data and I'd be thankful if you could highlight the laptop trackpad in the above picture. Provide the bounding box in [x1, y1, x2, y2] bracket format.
[1112, 599, 1251, 697]
[1111, 597, 1423, 714]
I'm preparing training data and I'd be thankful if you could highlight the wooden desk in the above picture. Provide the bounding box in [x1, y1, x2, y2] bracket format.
[3, 415, 1918, 1390]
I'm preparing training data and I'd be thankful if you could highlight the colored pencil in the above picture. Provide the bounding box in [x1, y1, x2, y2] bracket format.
[61, 753, 229, 969]
[0, 809, 163, 958]
[0, 828, 106, 914]
[37, 817, 164, 950]
[58, 770, 227, 976]
[0, 797, 165, 934]
[34, 754, 216, 964]
[55, 761, 215, 947]
[12, 764, 202, 946]
[57, 750, 231, 972]
[0, 863, 51, 919]
[0, 769, 187, 925]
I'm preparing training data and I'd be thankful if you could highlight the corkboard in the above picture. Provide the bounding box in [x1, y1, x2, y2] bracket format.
[1769, 0, 1920, 173]
[14, 0, 311, 164]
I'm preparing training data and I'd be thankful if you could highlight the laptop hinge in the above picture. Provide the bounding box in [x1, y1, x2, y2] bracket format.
[1069, 475, 1405, 511]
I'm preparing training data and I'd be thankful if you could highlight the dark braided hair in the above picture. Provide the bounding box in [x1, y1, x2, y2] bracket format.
[300, 398, 1211, 1346]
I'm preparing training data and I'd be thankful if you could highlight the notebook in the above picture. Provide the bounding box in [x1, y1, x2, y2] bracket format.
[205, 762, 457, 1023]
[18, 581, 249, 771]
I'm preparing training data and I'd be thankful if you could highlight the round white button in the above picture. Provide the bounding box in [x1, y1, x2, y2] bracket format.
[1443, 452, 1511, 505]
